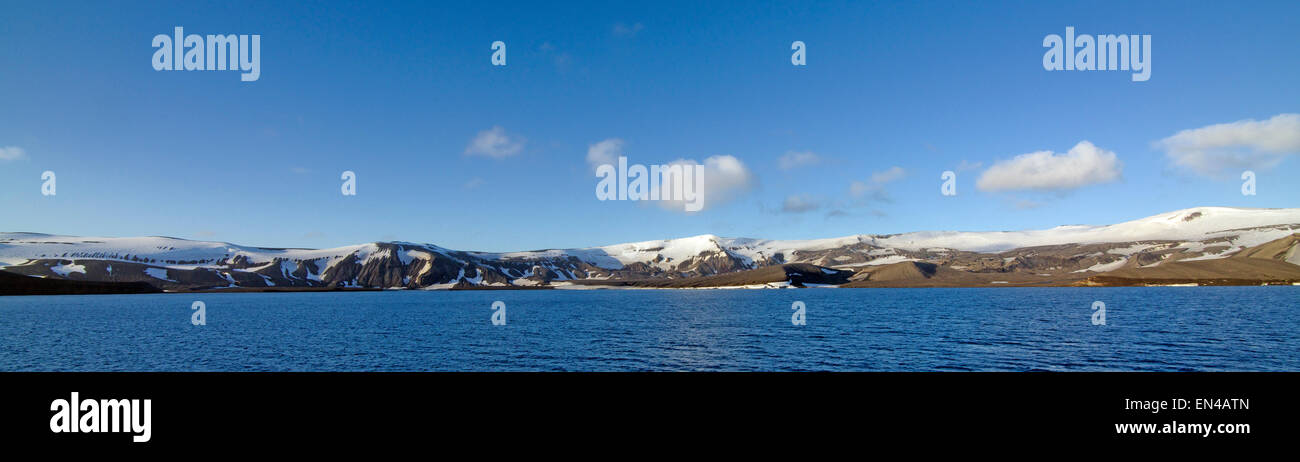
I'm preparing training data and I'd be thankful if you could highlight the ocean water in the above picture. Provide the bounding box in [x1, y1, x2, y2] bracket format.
[0, 287, 1296, 371]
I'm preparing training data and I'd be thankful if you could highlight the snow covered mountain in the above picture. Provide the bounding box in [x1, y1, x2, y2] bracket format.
[2, 207, 1299, 291]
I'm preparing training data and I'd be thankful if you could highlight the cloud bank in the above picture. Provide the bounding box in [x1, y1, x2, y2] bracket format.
[976, 141, 1121, 191]
[1157, 113, 1300, 176]
[656, 155, 755, 212]
[670, 156, 754, 212]
[587, 138, 755, 212]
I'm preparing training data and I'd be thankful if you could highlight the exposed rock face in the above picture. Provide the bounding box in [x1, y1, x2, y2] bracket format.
[2, 207, 1299, 291]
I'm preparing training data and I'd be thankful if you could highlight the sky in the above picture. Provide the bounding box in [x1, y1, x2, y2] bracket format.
[2, 0, 1298, 252]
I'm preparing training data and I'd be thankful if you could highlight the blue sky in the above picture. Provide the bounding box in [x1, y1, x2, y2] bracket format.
[2, 0, 1298, 252]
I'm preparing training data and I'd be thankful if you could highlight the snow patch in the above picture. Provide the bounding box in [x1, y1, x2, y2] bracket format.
[144, 267, 176, 282]
[51, 262, 86, 276]
[1072, 258, 1129, 273]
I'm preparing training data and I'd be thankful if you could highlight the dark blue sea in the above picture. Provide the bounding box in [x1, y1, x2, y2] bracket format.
[0, 287, 1296, 371]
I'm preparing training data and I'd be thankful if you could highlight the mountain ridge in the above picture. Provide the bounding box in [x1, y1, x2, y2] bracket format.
[3, 207, 1299, 292]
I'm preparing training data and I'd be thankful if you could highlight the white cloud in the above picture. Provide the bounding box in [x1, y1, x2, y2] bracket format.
[464, 126, 524, 158]
[1157, 113, 1300, 176]
[850, 166, 905, 202]
[656, 154, 755, 212]
[0, 146, 27, 161]
[587, 138, 755, 212]
[778, 151, 821, 170]
[781, 194, 821, 213]
[976, 141, 1121, 192]
[586, 138, 624, 170]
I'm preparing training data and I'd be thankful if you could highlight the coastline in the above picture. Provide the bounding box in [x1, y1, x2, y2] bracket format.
[4, 277, 1298, 296]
